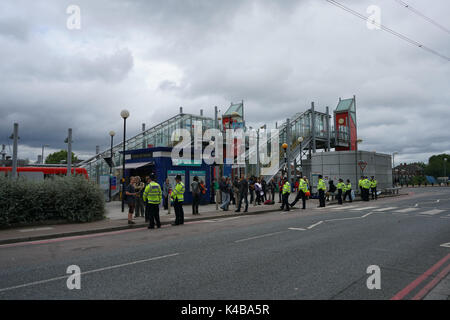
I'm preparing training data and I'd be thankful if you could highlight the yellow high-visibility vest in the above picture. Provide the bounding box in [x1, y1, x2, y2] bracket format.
[282, 182, 291, 194]
[143, 181, 162, 204]
[171, 182, 185, 201]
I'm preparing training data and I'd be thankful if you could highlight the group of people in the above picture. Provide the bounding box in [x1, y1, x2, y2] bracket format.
[358, 176, 378, 201]
[215, 176, 283, 212]
[124, 173, 379, 228]
[124, 174, 186, 228]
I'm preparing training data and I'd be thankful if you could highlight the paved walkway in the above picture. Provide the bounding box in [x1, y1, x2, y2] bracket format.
[0, 193, 403, 245]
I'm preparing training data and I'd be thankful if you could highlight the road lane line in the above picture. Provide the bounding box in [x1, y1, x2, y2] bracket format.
[351, 206, 378, 211]
[393, 208, 419, 213]
[373, 207, 398, 212]
[288, 227, 306, 231]
[0, 253, 180, 293]
[234, 231, 287, 243]
[412, 263, 450, 300]
[361, 212, 374, 218]
[440, 242, 450, 248]
[391, 253, 450, 300]
[307, 221, 323, 229]
[329, 205, 357, 210]
[419, 209, 445, 216]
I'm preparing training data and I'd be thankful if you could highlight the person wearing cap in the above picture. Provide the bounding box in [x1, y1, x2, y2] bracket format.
[362, 176, 371, 201]
[280, 177, 291, 211]
[370, 176, 378, 200]
[171, 174, 185, 225]
[343, 179, 353, 202]
[290, 176, 308, 210]
[317, 175, 327, 207]
[336, 178, 345, 205]
[143, 173, 162, 229]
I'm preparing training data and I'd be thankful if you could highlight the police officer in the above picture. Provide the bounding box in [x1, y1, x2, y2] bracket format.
[290, 176, 308, 209]
[370, 176, 378, 200]
[280, 177, 291, 211]
[318, 175, 327, 207]
[343, 179, 353, 202]
[171, 174, 185, 225]
[358, 176, 364, 200]
[336, 178, 345, 205]
[143, 173, 162, 229]
[362, 176, 371, 201]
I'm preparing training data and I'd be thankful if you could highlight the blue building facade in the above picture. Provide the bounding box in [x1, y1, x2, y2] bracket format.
[121, 147, 213, 204]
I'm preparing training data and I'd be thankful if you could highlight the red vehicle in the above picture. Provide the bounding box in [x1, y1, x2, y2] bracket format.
[0, 166, 89, 179]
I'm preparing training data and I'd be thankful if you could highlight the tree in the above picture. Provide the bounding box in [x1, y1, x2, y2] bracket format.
[45, 150, 79, 164]
[424, 153, 450, 178]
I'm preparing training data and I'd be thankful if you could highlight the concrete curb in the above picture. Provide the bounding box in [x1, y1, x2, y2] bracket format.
[0, 193, 406, 245]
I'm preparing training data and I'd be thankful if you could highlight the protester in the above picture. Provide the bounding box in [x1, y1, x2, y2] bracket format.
[191, 176, 200, 215]
[220, 177, 230, 211]
[199, 180, 207, 205]
[133, 176, 145, 218]
[236, 175, 249, 212]
[125, 176, 138, 224]
[162, 178, 172, 211]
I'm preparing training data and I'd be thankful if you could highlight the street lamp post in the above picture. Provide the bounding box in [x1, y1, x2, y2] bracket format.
[355, 139, 363, 192]
[120, 110, 130, 213]
[298, 136, 304, 174]
[109, 131, 115, 202]
[282, 143, 288, 178]
[444, 158, 448, 183]
[41, 144, 49, 164]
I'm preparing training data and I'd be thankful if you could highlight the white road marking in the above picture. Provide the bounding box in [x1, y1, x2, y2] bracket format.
[329, 205, 357, 210]
[419, 209, 445, 216]
[393, 208, 419, 213]
[373, 207, 398, 212]
[440, 242, 450, 248]
[0, 253, 180, 293]
[234, 231, 287, 243]
[307, 221, 323, 229]
[19, 227, 54, 233]
[288, 227, 306, 231]
[325, 216, 362, 222]
[351, 206, 378, 211]
[361, 212, 374, 218]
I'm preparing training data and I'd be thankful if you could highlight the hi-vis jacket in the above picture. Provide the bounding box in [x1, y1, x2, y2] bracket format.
[143, 181, 162, 204]
[171, 182, 185, 201]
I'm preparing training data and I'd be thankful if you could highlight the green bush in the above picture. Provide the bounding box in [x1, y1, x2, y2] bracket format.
[0, 175, 105, 227]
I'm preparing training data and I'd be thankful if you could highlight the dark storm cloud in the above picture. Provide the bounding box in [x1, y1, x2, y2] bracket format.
[0, 0, 448, 164]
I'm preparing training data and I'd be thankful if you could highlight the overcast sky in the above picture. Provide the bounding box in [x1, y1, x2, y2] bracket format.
[0, 0, 449, 165]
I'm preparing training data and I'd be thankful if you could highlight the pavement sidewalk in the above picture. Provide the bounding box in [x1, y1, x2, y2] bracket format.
[0, 193, 404, 245]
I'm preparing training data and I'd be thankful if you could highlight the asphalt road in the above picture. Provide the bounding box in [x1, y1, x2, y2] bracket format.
[0, 187, 449, 300]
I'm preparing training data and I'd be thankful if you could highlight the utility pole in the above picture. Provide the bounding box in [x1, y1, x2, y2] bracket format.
[286, 118, 291, 184]
[67, 128, 72, 176]
[11, 123, 19, 179]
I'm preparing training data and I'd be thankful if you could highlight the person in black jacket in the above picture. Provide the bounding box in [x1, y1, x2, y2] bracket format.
[236, 175, 248, 212]
[327, 180, 337, 201]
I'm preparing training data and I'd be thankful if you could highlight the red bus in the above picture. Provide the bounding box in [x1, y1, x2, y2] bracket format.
[0, 166, 89, 179]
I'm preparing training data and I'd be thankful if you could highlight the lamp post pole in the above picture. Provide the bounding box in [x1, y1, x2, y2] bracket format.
[109, 131, 115, 202]
[41, 144, 49, 164]
[444, 158, 447, 182]
[298, 136, 304, 175]
[120, 110, 130, 213]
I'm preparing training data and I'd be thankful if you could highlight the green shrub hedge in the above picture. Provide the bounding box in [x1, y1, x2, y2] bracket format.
[0, 175, 105, 227]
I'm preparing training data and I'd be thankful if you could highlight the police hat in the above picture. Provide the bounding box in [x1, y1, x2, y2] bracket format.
[175, 174, 182, 180]
[150, 173, 156, 180]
